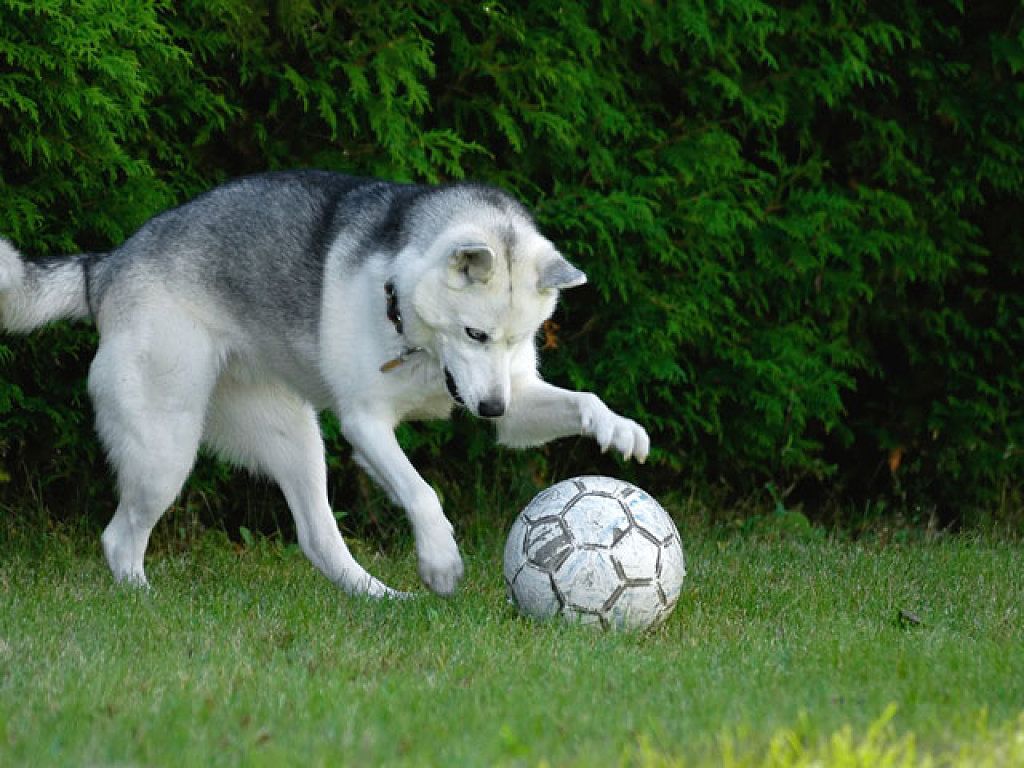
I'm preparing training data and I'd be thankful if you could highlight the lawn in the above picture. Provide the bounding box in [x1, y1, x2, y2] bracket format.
[0, 510, 1021, 767]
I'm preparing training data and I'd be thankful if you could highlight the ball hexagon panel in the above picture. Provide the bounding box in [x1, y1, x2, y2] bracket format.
[508, 563, 562, 619]
[502, 515, 530, 580]
[520, 480, 580, 523]
[553, 548, 624, 614]
[608, 587, 668, 630]
[624, 490, 678, 543]
[657, 536, 687, 604]
[572, 476, 626, 496]
[610, 527, 661, 583]
[561, 493, 630, 549]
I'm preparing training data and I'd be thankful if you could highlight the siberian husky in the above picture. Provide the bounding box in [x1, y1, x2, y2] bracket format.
[0, 171, 649, 596]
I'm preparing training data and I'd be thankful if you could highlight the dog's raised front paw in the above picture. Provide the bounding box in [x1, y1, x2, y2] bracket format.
[580, 393, 651, 463]
[415, 525, 465, 596]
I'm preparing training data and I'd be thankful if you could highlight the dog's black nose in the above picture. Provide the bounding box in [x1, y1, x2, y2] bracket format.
[477, 399, 505, 418]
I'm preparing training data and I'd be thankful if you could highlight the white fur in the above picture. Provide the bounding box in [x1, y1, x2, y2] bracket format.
[0, 202, 649, 598]
[0, 238, 25, 291]
[0, 238, 89, 331]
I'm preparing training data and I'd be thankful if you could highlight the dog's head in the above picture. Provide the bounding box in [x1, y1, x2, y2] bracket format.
[403, 189, 586, 418]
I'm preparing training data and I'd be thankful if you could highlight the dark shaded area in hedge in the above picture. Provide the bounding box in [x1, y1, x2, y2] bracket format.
[1, 0, 1021, 530]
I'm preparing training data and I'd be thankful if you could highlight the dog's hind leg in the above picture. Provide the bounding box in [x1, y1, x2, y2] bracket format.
[202, 369, 403, 598]
[88, 311, 220, 585]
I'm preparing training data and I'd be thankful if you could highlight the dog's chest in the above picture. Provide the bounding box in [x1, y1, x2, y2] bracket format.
[385, 355, 454, 422]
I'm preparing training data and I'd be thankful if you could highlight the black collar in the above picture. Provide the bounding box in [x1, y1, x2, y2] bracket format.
[384, 279, 404, 335]
[380, 279, 422, 372]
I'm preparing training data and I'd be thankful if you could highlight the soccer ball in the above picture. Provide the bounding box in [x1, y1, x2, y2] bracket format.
[503, 476, 685, 631]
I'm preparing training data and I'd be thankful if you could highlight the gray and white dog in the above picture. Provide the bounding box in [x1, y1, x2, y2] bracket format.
[0, 171, 649, 596]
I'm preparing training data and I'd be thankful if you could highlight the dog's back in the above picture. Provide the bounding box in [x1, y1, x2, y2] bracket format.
[88, 172, 415, 334]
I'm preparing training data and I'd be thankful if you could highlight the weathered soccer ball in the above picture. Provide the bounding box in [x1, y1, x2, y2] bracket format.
[503, 476, 685, 631]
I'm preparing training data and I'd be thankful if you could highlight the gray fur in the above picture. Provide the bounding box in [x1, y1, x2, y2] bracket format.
[86, 172, 531, 337]
[0, 239, 91, 331]
[538, 254, 587, 292]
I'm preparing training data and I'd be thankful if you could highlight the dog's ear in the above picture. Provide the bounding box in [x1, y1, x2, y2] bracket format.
[538, 253, 587, 292]
[449, 244, 495, 286]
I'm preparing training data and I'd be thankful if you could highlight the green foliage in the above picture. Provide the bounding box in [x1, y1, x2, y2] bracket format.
[0, 0, 1021, 526]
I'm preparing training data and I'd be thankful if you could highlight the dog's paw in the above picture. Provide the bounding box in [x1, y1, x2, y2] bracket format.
[580, 393, 651, 463]
[111, 568, 151, 589]
[415, 524, 464, 597]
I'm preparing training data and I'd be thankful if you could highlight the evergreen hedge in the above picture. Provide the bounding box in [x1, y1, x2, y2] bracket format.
[1, 0, 1021, 528]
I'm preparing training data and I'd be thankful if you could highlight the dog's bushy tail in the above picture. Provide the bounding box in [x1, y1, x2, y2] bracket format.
[0, 238, 92, 332]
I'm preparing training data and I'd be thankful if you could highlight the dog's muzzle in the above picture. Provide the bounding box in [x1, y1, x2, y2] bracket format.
[443, 368, 505, 418]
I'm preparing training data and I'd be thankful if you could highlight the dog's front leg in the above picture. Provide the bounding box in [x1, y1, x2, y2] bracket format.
[497, 378, 650, 462]
[342, 415, 464, 596]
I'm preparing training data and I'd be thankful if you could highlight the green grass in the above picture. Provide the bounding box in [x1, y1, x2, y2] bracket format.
[0, 513, 1022, 767]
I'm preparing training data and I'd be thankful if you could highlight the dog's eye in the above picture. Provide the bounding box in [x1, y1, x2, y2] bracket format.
[465, 327, 490, 343]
